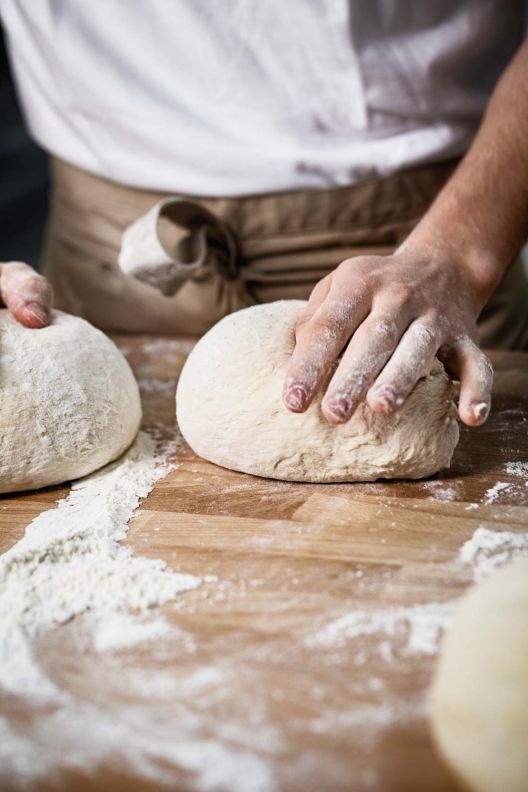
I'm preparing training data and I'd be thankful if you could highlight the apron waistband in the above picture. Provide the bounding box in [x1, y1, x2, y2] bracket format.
[108, 158, 459, 296]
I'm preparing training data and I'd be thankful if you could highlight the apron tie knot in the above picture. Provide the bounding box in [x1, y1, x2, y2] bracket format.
[118, 198, 239, 296]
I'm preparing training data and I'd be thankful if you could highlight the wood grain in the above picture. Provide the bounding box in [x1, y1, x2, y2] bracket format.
[0, 339, 527, 792]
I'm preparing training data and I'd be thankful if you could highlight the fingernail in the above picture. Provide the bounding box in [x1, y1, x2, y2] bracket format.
[473, 402, 489, 422]
[327, 396, 351, 420]
[26, 302, 48, 325]
[285, 385, 307, 411]
[370, 385, 399, 413]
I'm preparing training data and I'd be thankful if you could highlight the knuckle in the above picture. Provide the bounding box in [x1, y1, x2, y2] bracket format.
[28, 273, 47, 292]
[26, 274, 53, 300]
[339, 256, 367, 272]
[478, 351, 494, 378]
[295, 310, 315, 333]
[423, 306, 443, 325]
[40, 276, 53, 297]
[389, 284, 414, 305]
[338, 257, 356, 271]
[294, 315, 337, 351]
[412, 321, 439, 347]
[336, 257, 376, 286]
[3, 260, 30, 276]
[303, 315, 336, 338]
[369, 314, 400, 345]
[308, 274, 331, 304]
[462, 339, 490, 369]
[32, 271, 48, 285]
[448, 334, 475, 355]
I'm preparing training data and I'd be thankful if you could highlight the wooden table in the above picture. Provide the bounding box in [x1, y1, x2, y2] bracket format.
[1, 340, 528, 792]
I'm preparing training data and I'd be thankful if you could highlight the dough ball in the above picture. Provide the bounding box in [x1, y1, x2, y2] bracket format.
[0, 310, 141, 493]
[430, 557, 528, 792]
[176, 300, 459, 482]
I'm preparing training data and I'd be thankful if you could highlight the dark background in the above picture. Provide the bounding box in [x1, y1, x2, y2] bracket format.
[0, 26, 49, 270]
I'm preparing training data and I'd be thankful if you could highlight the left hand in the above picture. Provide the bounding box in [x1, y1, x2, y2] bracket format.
[0, 260, 53, 328]
[282, 248, 493, 428]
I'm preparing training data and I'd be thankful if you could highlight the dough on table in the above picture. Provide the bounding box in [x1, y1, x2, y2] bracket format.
[176, 300, 459, 482]
[430, 557, 528, 792]
[0, 310, 141, 493]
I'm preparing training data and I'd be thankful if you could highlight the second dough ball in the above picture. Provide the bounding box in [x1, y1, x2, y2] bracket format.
[430, 557, 528, 792]
[176, 300, 459, 482]
[0, 310, 142, 494]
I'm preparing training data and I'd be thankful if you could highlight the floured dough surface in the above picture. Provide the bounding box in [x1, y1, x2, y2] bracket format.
[0, 310, 141, 493]
[430, 557, 528, 792]
[176, 300, 459, 482]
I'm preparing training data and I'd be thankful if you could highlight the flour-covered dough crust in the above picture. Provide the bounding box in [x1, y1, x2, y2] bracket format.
[0, 310, 141, 493]
[176, 300, 459, 482]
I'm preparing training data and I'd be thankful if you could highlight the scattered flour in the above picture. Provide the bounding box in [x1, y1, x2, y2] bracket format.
[0, 430, 270, 791]
[433, 487, 458, 502]
[88, 612, 173, 653]
[139, 338, 194, 357]
[138, 377, 176, 396]
[132, 338, 195, 378]
[0, 406, 276, 791]
[0, 430, 199, 699]
[504, 461, 528, 478]
[0, 704, 276, 792]
[458, 525, 528, 581]
[301, 697, 425, 735]
[308, 601, 456, 656]
[482, 481, 512, 504]
[422, 480, 460, 502]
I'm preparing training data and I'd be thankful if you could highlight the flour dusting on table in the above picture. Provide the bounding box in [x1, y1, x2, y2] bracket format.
[0, 430, 199, 698]
[138, 377, 176, 396]
[483, 481, 513, 504]
[458, 524, 528, 580]
[504, 460, 528, 478]
[88, 611, 173, 653]
[308, 601, 456, 657]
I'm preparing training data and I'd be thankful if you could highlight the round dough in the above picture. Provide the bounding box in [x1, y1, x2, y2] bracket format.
[176, 300, 459, 482]
[0, 310, 141, 493]
[430, 557, 528, 792]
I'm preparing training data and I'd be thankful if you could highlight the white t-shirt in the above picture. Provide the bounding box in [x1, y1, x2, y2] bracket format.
[1, 1, 524, 196]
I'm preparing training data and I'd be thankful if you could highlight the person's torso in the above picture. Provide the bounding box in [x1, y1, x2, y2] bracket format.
[1, 0, 525, 195]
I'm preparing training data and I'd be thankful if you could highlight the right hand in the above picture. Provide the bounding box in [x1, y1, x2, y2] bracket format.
[283, 246, 493, 428]
[0, 261, 53, 328]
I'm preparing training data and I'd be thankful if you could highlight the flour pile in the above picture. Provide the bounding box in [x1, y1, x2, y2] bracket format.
[0, 430, 199, 699]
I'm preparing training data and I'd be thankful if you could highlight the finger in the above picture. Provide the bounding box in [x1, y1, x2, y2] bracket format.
[321, 309, 410, 423]
[283, 289, 369, 413]
[367, 320, 440, 415]
[439, 338, 493, 426]
[0, 261, 53, 328]
[283, 278, 332, 406]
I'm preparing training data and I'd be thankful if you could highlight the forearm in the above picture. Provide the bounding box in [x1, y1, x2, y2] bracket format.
[404, 37, 528, 306]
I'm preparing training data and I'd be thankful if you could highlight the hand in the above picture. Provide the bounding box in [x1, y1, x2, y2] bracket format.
[0, 261, 53, 328]
[282, 248, 493, 428]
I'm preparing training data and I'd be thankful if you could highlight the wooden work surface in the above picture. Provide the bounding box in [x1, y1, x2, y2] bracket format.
[1, 339, 528, 792]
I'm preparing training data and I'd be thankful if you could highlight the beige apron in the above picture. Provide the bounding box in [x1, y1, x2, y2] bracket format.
[43, 157, 528, 348]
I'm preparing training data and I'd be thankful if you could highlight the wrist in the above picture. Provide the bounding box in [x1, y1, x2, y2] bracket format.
[400, 222, 506, 310]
